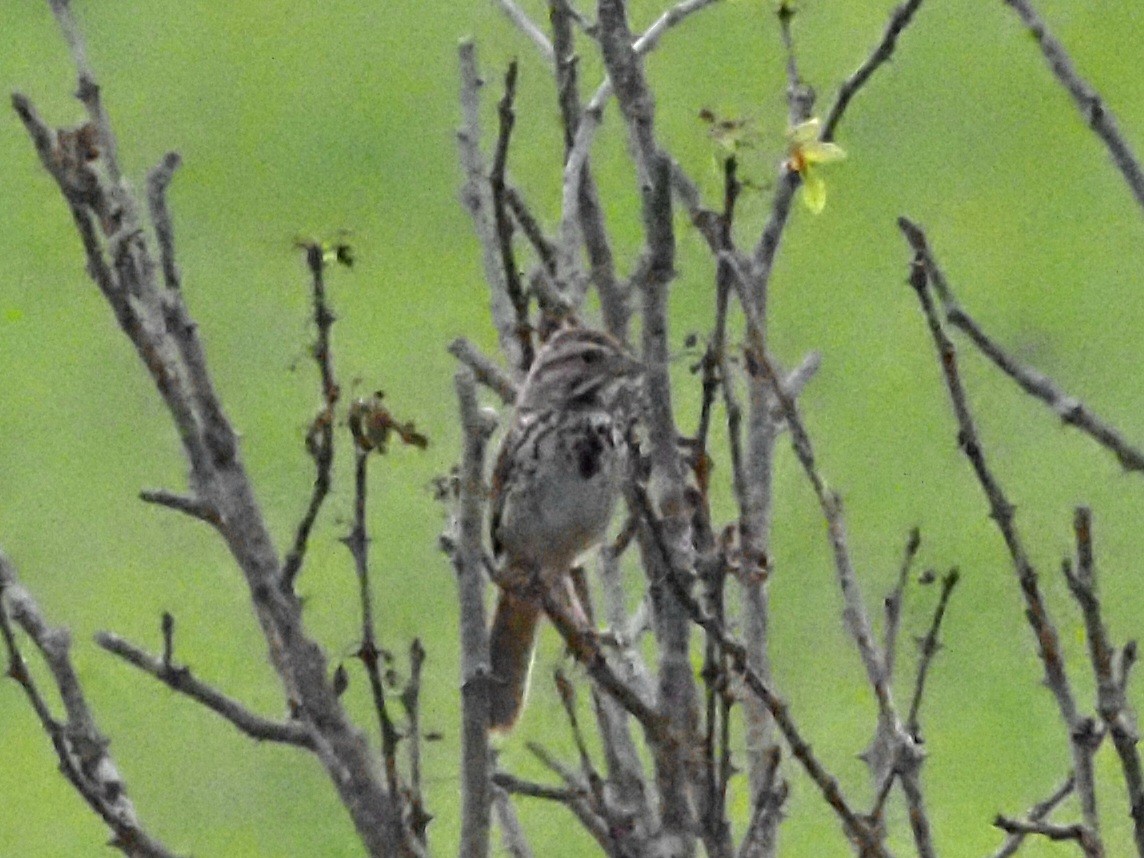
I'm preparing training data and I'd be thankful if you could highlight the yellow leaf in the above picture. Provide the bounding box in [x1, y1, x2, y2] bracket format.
[802, 140, 847, 165]
[787, 117, 821, 146]
[801, 169, 827, 214]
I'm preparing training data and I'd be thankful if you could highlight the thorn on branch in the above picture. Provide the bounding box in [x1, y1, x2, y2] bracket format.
[160, 612, 175, 669]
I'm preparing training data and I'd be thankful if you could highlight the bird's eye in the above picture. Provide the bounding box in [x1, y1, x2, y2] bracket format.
[582, 351, 601, 364]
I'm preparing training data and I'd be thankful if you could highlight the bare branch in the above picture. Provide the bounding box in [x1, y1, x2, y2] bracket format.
[493, 770, 584, 803]
[494, 767, 613, 852]
[905, 569, 959, 736]
[504, 184, 558, 277]
[282, 243, 341, 592]
[145, 152, 183, 291]
[1066, 508, 1144, 853]
[722, 253, 898, 725]
[630, 487, 889, 856]
[993, 816, 1101, 858]
[492, 0, 555, 64]
[0, 553, 183, 858]
[899, 762, 937, 858]
[992, 774, 1076, 858]
[549, 2, 626, 339]
[342, 435, 407, 834]
[535, 578, 670, 745]
[448, 337, 519, 405]
[821, 0, 927, 141]
[490, 60, 535, 368]
[492, 786, 535, 858]
[776, 4, 813, 124]
[900, 216, 1100, 854]
[452, 367, 496, 858]
[138, 488, 221, 526]
[400, 638, 431, 845]
[16, 7, 410, 850]
[558, 0, 722, 202]
[738, 746, 788, 858]
[94, 630, 314, 748]
[458, 41, 524, 372]
[46, 0, 124, 184]
[1000, 0, 1144, 212]
[882, 527, 922, 683]
[910, 238, 1144, 474]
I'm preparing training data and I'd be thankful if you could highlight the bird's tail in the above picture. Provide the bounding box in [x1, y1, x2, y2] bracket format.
[488, 589, 542, 732]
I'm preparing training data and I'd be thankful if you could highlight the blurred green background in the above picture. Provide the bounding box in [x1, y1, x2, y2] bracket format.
[2, 0, 1143, 855]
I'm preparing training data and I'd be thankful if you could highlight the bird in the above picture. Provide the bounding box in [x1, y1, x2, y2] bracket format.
[487, 326, 641, 732]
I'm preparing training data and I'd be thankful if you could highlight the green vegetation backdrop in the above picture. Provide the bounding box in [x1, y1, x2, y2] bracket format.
[2, 1, 1143, 855]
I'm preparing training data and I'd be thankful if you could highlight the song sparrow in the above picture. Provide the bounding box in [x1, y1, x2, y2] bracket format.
[488, 327, 641, 731]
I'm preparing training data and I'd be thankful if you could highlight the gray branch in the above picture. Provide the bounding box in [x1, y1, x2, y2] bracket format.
[1001, 0, 1144, 212]
[451, 367, 496, 858]
[901, 217, 1101, 856]
[909, 238, 1144, 474]
[95, 631, 316, 748]
[448, 336, 519, 405]
[491, 0, 555, 65]
[0, 552, 182, 858]
[1066, 508, 1144, 854]
[13, 5, 411, 853]
[458, 41, 525, 373]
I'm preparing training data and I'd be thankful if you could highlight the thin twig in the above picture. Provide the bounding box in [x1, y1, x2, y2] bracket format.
[448, 337, 519, 405]
[1001, 0, 1144, 212]
[504, 184, 558, 276]
[492, 786, 536, 858]
[905, 569, 959, 736]
[900, 216, 1101, 855]
[145, 151, 183, 291]
[494, 770, 585, 803]
[0, 553, 184, 858]
[533, 577, 670, 745]
[777, 4, 812, 125]
[914, 241, 1144, 474]
[552, 0, 722, 237]
[458, 41, 525, 372]
[882, 527, 922, 683]
[525, 744, 618, 852]
[492, 0, 555, 64]
[490, 60, 534, 370]
[591, 533, 657, 849]
[95, 631, 315, 748]
[550, 0, 626, 337]
[738, 745, 788, 858]
[723, 252, 897, 725]
[991, 774, 1076, 858]
[553, 670, 631, 856]
[495, 765, 613, 852]
[821, 0, 926, 141]
[139, 488, 221, 526]
[341, 439, 406, 829]
[282, 243, 340, 591]
[993, 816, 1101, 858]
[400, 638, 431, 845]
[1066, 508, 1144, 853]
[630, 487, 889, 856]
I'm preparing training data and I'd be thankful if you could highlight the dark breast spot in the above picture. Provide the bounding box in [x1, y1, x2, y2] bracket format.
[574, 429, 608, 479]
